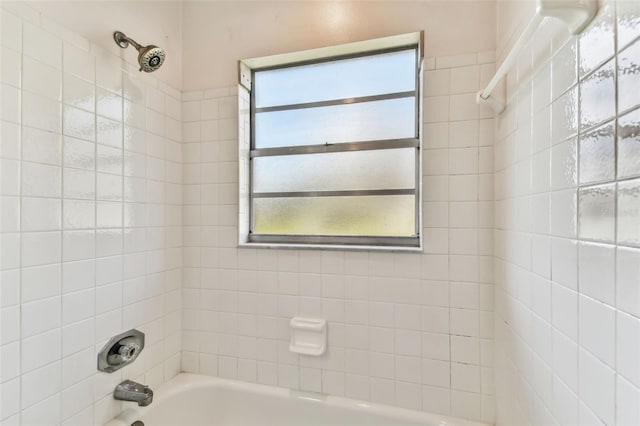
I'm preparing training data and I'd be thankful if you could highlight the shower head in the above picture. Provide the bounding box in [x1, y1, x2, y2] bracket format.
[113, 31, 166, 73]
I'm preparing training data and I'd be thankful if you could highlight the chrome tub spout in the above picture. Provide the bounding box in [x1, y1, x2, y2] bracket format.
[114, 380, 153, 407]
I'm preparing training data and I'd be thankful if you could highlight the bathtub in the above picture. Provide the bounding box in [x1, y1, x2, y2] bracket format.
[105, 373, 489, 426]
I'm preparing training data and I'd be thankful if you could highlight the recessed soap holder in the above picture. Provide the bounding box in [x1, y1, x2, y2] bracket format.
[98, 329, 145, 373]
[289, 317, 327, 356]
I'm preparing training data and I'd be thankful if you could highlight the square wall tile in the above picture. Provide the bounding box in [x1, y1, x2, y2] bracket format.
[618, 40, 640, 113]
[551, 87, 578, 144]
[63, 73, 95, 113]
[1, 10, 22, 52]
[22, 231, 61, 267]
[617, 310, 640, 388]
[578, 183, 615, 243]
[23, 23, 62, 69]
[22, 126, 62, 166]
[22, 264, 61, 303]
[618, 108, 640, 180]
[450, 66, 479, 94]
[579, 59, 615, 130]
[1, 305, 20, 345]
[23, 55, 61, 102]
[1, 46, 21, 89]
[22, 162, 61, 197]
[0, 341, 20, 382]
[579, 121, 615, 185]
[21, 197, 61, 231]
[552, 330, 578, 392]
[617, 247, 640, 318]
[21, 329, 61, 373]
[578, 242, 615, 306]
[552, 284, 578, 340]
[578, 295, 615, 367]
[578, 2, 615, 77]
[550, 138, 577, 190]
[22, 296, 61, 338]
[532, 63, 551, 113]
[63, 106, 95, 142]
[422, 69, 450, 103]
[424, 96, 449, 123]
[422, 385, 451, 416]
[551, 375, 578, 425]
[618, 0, 640, 50]
[1, 121, 21, 160]
[63, 43, 95, 83]
[551, 39, 577, 100]
[550, 189, 577, 238]
[23, 91, 61, 133]
[1, 83, 21, 124]
[551, 237, 577, 290]
[617, 178, 640, 246]
[579, 349, 615, 426]
[617, 376, 640, 426]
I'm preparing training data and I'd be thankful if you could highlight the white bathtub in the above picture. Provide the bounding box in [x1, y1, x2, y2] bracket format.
[105, 373, 489, 426]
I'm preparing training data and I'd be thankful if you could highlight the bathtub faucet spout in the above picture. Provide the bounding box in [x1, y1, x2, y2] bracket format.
[114, 380, 154, 406]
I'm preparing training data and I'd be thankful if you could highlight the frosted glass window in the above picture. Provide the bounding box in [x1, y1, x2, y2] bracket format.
[247, 42, 421, 247]
[255, 97, 415, 148]
[253, 149, 415, 193]
[255, 49, 416, 108]
[253, 196, 415, 236]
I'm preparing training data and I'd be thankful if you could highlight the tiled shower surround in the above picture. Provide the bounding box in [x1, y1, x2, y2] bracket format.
[0, 6, 182, 425]
[2, 0, 639, 425]
[494, 1, 640, 425]
[180, 53, 497, 423]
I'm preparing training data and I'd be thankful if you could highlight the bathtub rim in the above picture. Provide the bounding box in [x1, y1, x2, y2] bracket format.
[104, 373, 491, 426]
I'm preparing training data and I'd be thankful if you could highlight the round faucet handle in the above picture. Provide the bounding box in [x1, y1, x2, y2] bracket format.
[118, 342, 141, 362]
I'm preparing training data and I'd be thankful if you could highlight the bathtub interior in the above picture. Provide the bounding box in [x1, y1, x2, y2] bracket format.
[109, 374, 488, 426]
[138, 389, 421, 426]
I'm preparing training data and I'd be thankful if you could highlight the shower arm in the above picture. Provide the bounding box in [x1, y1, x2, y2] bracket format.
[114, 31, 143, 51]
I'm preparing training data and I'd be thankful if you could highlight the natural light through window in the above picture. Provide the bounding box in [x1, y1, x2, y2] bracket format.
[240, 33, 423, 249]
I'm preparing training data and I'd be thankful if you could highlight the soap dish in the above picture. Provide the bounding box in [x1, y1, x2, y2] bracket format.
[289, 317, 327, 356]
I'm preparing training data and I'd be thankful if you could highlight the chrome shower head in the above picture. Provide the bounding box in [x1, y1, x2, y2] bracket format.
[114, 31, 165, 73]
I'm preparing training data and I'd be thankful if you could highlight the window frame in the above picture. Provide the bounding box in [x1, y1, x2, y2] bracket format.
[239, 33, 424, 251]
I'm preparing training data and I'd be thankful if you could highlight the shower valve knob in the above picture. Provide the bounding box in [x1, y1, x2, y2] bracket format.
[97, 329, 145, 373]
[118, 340, 141, 362]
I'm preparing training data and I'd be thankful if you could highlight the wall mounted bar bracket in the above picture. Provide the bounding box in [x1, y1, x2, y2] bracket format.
[476, 0, 597, 114]
[537, 0, 598, 35]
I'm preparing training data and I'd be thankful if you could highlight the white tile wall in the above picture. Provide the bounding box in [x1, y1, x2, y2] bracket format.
[11, 2, 637, 425]
[495, 1, 640, 425]
[180, 50, 496, 424]
[0, 5, 182, 425]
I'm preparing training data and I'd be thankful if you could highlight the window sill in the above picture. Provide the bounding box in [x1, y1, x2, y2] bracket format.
[238, 242, 423, 253]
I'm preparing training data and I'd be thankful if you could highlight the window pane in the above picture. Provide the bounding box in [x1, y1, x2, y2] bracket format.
[253, 195, 415, 236]
[255, 97, 415, 148]
[255, 49, 416, 108]
[253, 148, 415, 193]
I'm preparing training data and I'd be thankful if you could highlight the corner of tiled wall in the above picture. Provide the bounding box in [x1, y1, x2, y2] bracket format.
[0, 3, 183, 425]
[494, 1, 640, 425]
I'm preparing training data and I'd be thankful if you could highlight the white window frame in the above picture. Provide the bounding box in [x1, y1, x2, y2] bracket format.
[238, 32, 424, 251]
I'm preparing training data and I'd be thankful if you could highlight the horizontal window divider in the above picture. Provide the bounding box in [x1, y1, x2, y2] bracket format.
[252, 188, 415, 198]
[251, 138, 419, 158]
[255, 91, 416, 113]
[249, 234, 420, 247]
